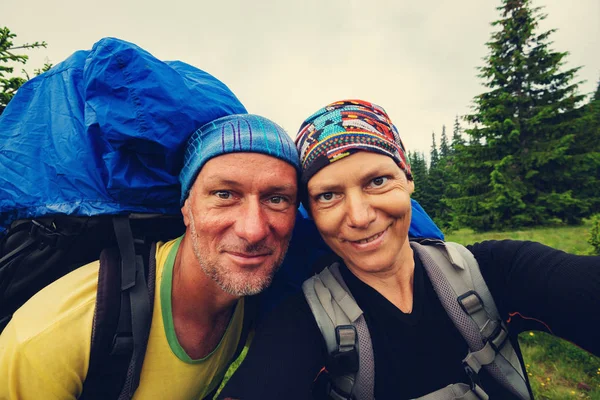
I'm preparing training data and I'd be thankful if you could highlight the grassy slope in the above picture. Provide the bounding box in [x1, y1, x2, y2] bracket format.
[446, 221, 600, 399]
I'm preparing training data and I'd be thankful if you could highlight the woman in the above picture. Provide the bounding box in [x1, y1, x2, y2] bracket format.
[219, 100, 600, 400]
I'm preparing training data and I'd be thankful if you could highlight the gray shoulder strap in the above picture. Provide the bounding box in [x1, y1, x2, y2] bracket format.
[412, 241, 530, 400]
[302, 263, 375, 400]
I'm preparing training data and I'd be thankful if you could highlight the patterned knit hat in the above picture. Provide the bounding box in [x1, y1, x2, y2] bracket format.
[180, 114, 300, 204]
[295, 99, 412, 184]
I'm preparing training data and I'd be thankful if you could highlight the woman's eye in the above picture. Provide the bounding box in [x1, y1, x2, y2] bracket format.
[316, 192, 336, 202]
[371, 176, 388, 187]
[215, 191, 232, 200]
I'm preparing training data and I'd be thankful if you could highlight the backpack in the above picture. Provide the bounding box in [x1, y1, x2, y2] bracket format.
[302, 240, 531, 400]
[0, 37, 247, 398]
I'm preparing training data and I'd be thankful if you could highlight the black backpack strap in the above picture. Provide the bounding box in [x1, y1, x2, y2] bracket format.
[80, 217, 156, 400]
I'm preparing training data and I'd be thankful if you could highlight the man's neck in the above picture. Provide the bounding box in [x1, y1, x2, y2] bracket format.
[170, 236, 240, 359]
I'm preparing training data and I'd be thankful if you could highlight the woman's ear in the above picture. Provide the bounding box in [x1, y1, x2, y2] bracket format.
[408, 179, 415, 195]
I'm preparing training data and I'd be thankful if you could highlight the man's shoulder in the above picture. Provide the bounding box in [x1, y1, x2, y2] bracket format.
[9, 260, 100, 345]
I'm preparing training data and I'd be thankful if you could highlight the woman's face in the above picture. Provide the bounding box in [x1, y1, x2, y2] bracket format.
[307, 151, 414, 277]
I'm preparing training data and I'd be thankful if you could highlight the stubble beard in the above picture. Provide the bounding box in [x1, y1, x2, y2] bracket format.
[187, 208, 288, 296]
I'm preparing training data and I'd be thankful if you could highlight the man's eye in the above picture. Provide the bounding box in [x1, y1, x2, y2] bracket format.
[269, 196, 287, 204]
[316, 192, 336, 203]
[215, 191, 232, 200]
[370, 176, 388, 187]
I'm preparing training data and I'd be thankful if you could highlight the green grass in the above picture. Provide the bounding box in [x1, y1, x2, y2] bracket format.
[447, 221, 600, 399]
[520, 331, 600, 399]
[446, 219, 596, 255]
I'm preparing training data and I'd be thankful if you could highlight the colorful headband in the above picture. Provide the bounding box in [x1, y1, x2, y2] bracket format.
[295, 99, 412, 184]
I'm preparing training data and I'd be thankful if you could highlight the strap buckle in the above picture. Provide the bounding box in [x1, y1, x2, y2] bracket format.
[30, 219, 61, 248]
[463, 361, 481, 389]
[327, 325, 359, 376]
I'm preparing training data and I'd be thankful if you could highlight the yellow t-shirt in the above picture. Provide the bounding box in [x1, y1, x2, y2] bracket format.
[0, 237, 244, 399]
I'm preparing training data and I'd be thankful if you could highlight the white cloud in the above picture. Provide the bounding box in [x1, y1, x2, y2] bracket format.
[4, 0, 599, 153]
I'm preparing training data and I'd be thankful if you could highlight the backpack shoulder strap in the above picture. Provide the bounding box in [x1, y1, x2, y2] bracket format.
[302, 263, 375, 400]
[80, 217, 156, 400]
[412, 241, 530, 400]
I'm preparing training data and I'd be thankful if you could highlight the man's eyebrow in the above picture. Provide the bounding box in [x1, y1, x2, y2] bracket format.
[267, 184, 297, 193]
[204, 178, 243, 187]
[203, 178, 296, 193]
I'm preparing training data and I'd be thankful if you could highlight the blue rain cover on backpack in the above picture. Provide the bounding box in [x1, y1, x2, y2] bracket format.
[0, 37, 247, 236]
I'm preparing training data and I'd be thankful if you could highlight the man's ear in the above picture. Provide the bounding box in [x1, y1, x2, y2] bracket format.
[181, 198, 191, 227]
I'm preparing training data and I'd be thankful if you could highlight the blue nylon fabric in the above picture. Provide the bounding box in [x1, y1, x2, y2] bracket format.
[0, 38, 247, 235]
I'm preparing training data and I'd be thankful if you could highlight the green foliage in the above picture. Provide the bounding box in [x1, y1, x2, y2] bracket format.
[520, 331, 600, 400]
[451, 116, 465, 150]
[446, 220, 596, 255]
[445, 0, 595, 232]
[411, 118, 468, 231]
[588, 215, 600, 255]
[439, 125, 450, 158]
[408, 150, 429, 208]
[410, 131, 455, 230]
[429, 132, 440, 168]
[0, 27, 50, 115]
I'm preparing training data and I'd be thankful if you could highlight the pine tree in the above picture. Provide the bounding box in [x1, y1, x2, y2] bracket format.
[440, 125, 450, 158]
[568, 79, 600, 216]
[449, 0, 586, 231]
[1, 27, 50, 115]
[408, 151, 429, 209]
[429, 132, 440, 169]
[434, 126, 457, 230]
[423, 132, 448, 227]
[451, 116, 465, 154]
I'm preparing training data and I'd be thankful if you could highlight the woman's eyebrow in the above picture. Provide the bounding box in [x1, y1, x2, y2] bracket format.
[307, 182, 344, 194]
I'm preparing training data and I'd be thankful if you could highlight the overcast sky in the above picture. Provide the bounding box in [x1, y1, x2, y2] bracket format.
[4, 0, 599, 154]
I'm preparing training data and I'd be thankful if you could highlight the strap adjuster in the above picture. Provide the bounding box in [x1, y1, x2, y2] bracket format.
[458, 290, 484, 315]
[336, 325, 357, 352]
[486, 322, 509, 353]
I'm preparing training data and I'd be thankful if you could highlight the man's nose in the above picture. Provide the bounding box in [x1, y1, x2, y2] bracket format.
[234, 199, 270, 244]
[345, 192, 375, 229]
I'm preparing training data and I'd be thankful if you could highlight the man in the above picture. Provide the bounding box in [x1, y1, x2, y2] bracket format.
[0, 113, 300, 399]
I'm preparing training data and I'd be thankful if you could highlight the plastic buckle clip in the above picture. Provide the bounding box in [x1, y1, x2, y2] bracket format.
[463, 361, 481, 390]
[30, 219, 61, 248]
[327, 325, 359, 375]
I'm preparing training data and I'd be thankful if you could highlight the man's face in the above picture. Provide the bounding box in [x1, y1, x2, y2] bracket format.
[183, 152, 298, 296]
